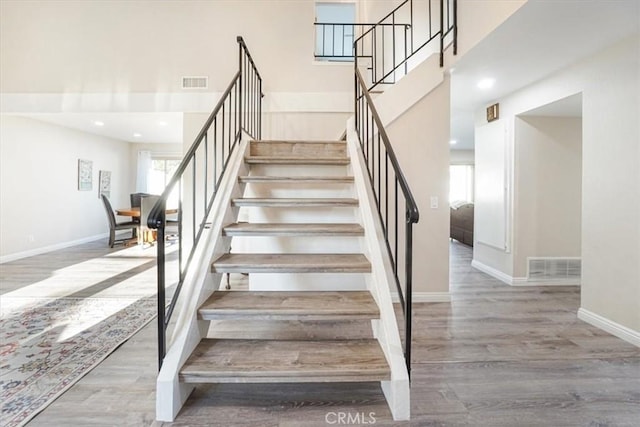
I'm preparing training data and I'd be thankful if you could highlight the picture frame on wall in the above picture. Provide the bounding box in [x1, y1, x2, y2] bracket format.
[78, 159, 93, 191]
[99, 170, 112, 199]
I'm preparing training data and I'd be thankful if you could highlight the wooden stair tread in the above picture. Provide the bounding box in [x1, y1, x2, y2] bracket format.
[239, 176, 354, 183]
[223, 223, 364, 236]
[179, 339, 390, 383]
[232, 198, 358, 207]
[211, 253, 371, 273]
[249, 140, 347, 158]
[245, 156, 350, 165]
[252, 140, 345, 144]
[199, 291, 378, 320]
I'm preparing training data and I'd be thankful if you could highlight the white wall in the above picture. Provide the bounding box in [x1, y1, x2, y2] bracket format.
[473, 35, 639, 334]
[385, 76, 451, 295]
[456, 0, 527, 58]
[474, 119, 508, 252]
[0, 0, 356, 130]
[513, 116, 582, 277]
[450, 149, 474, 164]
[0, 0, 352, 94]
[263, 112, 351, 141]
[0, 116, 133, 261]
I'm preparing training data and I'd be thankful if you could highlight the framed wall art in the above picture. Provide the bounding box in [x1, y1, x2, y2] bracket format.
[78, 159, 93, 191]
[99, 170, 112, 198]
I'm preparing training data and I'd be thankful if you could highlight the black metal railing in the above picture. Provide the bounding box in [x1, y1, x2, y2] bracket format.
[354, 0, 457, 90]
[314, 22, 410, 61]
[148, 36, 262, 369]
[354, 67, 419, 376]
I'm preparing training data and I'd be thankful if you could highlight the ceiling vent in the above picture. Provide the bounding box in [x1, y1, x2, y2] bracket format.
[182, 76, 208, 89]
[528, 257, 581, 282]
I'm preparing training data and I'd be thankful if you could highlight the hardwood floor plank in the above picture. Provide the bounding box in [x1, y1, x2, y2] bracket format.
[9, 240, 639, 426]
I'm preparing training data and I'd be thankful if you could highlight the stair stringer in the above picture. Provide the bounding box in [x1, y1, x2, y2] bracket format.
[156, 137, 250, 422]
[346, 118, 410, 421]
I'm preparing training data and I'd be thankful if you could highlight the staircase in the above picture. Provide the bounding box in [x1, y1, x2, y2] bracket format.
[156, 138, 410, 421]
[183, 140, 389, 384]
[152, 0, 459, 421]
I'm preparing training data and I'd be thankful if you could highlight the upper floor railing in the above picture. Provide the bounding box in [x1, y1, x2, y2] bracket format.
[147, 36, 262, 369]
[314, 22, 410, 61]
[355, 0, 457, 90]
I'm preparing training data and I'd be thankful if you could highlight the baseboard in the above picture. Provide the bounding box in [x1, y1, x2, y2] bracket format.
[391, 292, 451, 303]
[471, 260, 512, 285]
[512, 278, 581, 286]
[0, 233, 108, 264]
[578, 308, 640, 348]
[472, 260, 580, 287]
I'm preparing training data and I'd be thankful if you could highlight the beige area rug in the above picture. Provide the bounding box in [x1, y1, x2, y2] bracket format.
[0, 295, 157, 427]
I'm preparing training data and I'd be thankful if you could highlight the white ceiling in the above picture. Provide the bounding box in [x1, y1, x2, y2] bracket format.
[11, 0, 639, 149]
[450, 0, 639, 150]
[19, 112, 183, 144]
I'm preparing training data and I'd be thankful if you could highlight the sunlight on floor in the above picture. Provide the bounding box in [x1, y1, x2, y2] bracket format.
[0, 245, 162, 314]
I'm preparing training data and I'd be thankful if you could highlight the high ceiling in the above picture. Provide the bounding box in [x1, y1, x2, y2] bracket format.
[450, 0, 640, 150]
[4, 0, 639, 148]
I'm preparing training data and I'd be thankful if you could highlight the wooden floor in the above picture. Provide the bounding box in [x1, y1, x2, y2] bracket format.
[2, 239, 639, 426]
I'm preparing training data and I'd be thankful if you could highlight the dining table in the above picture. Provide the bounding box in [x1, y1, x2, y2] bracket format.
[115, 207, 179, 244]
[115, 207, 178, 218]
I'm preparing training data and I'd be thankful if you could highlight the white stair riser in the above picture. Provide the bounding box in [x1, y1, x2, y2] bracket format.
[206, 319, 375, 340]
[249, 164, 350, 177]
[240, 206, 358, 224]
[244, 182, 355, 199]
[248, 273, 367, 291]
[231, 235, 361, 254]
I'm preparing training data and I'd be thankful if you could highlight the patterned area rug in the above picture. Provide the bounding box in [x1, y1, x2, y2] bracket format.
[0, 296, 157, 427]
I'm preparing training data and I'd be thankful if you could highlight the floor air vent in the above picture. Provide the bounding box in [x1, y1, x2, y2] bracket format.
[528, 258, 581, 282]
[182, 76, 208, 89]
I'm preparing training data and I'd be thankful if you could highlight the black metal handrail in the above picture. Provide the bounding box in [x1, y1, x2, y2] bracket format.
[314, 22, 410, 60]
[148, 36, 262, 369]
[354, 0, 457, 90]
[354, 67, 419, 376]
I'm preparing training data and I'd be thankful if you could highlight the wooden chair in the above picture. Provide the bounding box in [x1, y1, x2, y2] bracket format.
[101, 194, 138, 248]
[130, 192, 152, 226]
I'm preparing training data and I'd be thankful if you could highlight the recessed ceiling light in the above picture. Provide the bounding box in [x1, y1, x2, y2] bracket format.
[157, 121, 168, 126]
[477, 78, 495, 90]
[133, 133, 142, 138]
[93, 120, 105, 126]
[450, 140, 457, 145]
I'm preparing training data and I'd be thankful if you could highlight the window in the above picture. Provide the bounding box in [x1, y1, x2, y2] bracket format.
[315, 2, 356, 61]
[450, 164, 474, 204]
[149, 158, 180, 208]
